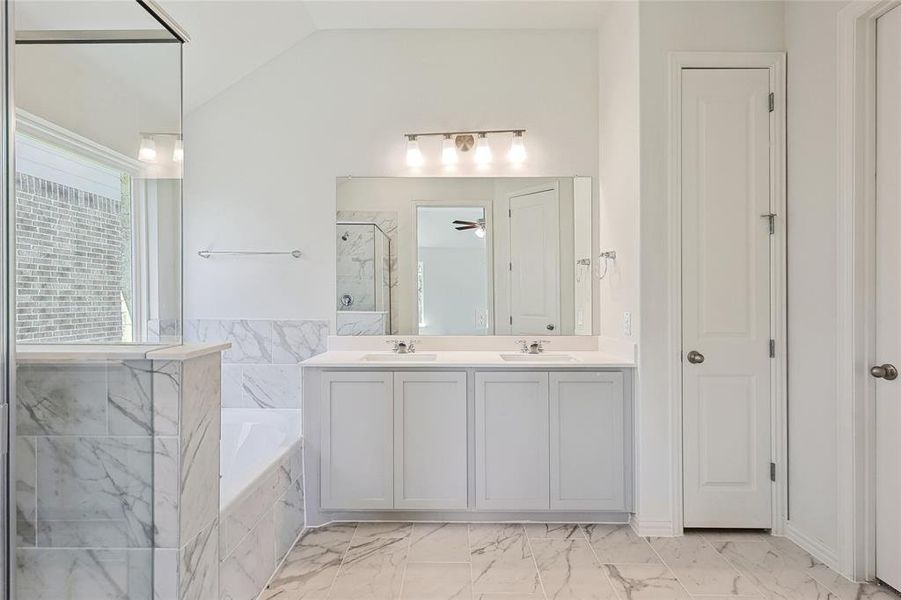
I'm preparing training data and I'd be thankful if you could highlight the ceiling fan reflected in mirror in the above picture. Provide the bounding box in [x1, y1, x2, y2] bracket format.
[453, 218, 487, 238]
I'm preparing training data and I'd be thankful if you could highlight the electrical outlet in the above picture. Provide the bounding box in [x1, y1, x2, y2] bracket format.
[623, 312, 632, 337]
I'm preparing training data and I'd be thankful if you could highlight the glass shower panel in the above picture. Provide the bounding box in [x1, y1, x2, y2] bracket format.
[12, 10, 184, 599]
[336, 223, 392, 335]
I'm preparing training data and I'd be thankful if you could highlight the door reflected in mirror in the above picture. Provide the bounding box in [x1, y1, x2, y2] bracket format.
[336, 177, 593, 336]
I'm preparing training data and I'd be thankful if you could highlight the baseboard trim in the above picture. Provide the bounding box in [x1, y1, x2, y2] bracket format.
[784, 522, 840, 571]
[631, 515, 675, 537]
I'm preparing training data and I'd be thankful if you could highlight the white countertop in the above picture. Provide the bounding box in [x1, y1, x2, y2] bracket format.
[302, 350, 635, 369]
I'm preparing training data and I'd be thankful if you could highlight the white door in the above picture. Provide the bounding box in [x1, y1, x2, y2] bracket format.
[394, 371, 468, 509]
[681, 68, 773, 528]
[320, 371, 394, 510]
[549, 372, 625, 511]
[875, 6, 901, 591]
[509, 188, 560, 335]
[475, 371, 550, 510]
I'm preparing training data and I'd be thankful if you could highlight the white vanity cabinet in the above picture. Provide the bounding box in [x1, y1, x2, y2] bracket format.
[475, 371, 551, 510]
[307, 362, 632, 522]
[394, 372, 468, 509]
[549, 371, 625, 510]
[320, 371, 394, 510]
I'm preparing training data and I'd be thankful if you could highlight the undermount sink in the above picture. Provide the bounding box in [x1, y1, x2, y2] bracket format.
[362, 353, 438, 361]
[499, 353, 579, 362]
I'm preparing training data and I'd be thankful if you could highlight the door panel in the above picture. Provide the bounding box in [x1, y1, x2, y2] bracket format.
[394, 372, 468, 509]
[682, 68, 773, 527]
[320, 372, 394, 510]
[475, 371, 549, 510]
[549, 372, 625, 510]
[876, 5, 901, 591]
[509, 188, 560, 335]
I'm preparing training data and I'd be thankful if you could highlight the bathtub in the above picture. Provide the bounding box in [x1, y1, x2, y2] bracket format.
[219, 408, 305, 600]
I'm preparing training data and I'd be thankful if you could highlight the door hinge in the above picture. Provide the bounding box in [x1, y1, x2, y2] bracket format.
[509, 262, 513, 272]
[770, 462, 776, 482]
[509, 316, 513, 325]
[769, 339, 776, 358]
[508, 208, 512, 217]
[761, 213, 776, 235]
[769, 92, 775, 112]
[0, 403, 8, 457]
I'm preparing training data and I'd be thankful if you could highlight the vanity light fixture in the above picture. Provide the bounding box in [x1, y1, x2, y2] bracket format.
[172, 138, 184, 162]
[441, 134, 458, 165]
[508, 130, 527, 163]
[402, 129, 527, 166]
[406, 135, 424, 167]
[474, 133, 492, 165]
[138, 135, 157, 162]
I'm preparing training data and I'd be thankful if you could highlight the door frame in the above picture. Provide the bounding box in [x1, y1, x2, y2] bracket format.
[410, 199, 494, 335]
[836, 0, 901, 582]
[666, 52, 787, 537]
[502, 183, 560, 335]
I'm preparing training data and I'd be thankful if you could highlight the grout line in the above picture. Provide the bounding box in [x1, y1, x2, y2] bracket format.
[467, 523, 476, 600]
[522, 523, 550, 600]
[582, 524, 626, 600]
[397, 523, 415, 600]
[323, 522, 358, 600]
[705, 536, 774, 599]
[646, 534, 696, 599]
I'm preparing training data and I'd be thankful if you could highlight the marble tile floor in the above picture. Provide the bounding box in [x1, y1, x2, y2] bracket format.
[260, 523, 901, 600]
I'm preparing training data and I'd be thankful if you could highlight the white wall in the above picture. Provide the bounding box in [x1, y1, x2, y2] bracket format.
[597, 1, 640, 344]
[784, 0, 850, 565]
[636, 0, 785, 532]
[184, 29, 599, 323]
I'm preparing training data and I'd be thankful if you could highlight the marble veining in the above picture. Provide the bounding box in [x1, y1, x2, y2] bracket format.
[262, 524, 901, 600]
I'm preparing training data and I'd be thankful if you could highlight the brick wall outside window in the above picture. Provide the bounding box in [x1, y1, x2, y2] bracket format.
[15, 172, 128, 342]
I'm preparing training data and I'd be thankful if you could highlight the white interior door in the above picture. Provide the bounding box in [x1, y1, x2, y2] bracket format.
[509, 187, 560, 335]
[875, 6, 901, 591]
[681, 68, 773, 528]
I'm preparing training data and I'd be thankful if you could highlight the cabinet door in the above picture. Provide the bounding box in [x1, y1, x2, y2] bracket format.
[550, 371, 625, 510]
[475, 371, 550, 510]
[394, 372, 468, 509]
[321, 371, 393, 510]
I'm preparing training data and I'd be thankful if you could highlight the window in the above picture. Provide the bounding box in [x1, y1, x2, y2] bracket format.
[14, 113, 142, 343]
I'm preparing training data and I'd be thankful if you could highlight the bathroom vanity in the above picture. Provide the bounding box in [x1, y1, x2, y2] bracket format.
[302, 347, 635, 525]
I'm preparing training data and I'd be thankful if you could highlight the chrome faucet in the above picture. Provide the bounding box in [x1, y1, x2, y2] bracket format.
[516, 339, 549, 354]
[387, 339, 417, 354]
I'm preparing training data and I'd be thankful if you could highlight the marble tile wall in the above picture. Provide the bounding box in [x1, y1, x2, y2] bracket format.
[219, 440, 304, 600]
[184, 319, 327, 416]
[336, 310, 388, 336]
[15, 351, 224, 600]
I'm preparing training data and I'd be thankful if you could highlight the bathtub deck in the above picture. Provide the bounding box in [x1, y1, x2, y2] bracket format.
[260, 522, 898, 600]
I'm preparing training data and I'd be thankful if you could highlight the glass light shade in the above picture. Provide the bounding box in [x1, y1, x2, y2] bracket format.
[441, 136, 458, 165]
[406, 137, 424, 167]
[474, 134, 492, 165]
[474, 226, 486, 238]
[508, 132, 527, 163]
[172, 138, 184, 162]
[138, 136, 157, 162]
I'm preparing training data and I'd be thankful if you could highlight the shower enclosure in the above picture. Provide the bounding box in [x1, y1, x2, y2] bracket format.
[336, 222, 392, 335]
[2, 2, 189, 599]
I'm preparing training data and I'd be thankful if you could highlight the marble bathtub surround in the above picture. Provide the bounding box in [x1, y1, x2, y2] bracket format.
[185, 318, 328, 411]
[262, 523, 901, 600]
[219, 439, 305, 600]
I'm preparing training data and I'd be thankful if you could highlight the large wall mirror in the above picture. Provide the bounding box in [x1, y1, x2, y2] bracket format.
[336, 177, 593, 336]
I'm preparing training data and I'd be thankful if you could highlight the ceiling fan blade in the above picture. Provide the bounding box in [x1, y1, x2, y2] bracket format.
[455, 225, 477, 231]
[452, 220, 477, 226]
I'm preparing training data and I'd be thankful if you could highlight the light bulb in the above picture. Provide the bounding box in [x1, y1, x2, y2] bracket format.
[406, 136, 424, 167]
[474, 133, 492, 165]
[138, 136, 157, 162]
[475, 226, 486, 238]
[441, 135, 458, 165]
[172, 138, 184, 162]
[508, 131, 527, 163]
